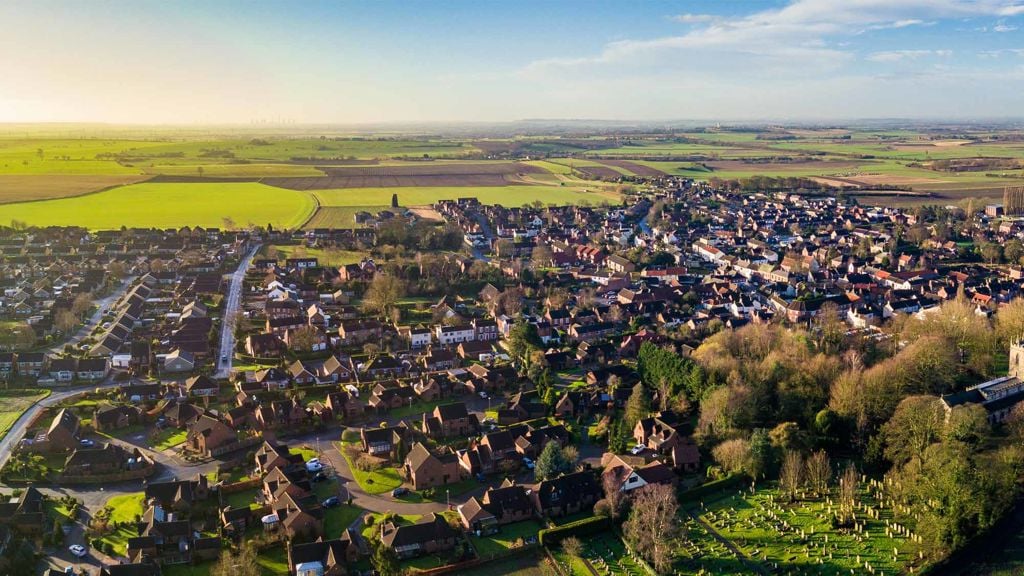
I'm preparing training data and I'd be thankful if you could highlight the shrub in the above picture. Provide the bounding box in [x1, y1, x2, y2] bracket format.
[365, 515, 375, 526]
[538, 516, 609, 547]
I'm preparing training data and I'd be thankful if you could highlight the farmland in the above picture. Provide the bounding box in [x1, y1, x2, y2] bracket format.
[312, 184, 620, 209]
[1, 182, 317, 229]
[0, 174, 147, 204]
[0, 389, 50, 441]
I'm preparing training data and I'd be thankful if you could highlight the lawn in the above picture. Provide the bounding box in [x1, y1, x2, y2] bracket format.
[163, 564, 213, 576]
[361, 512, 422, 538]
[151, 427, 188, 450]
[336, 442, 405, 495]
[225, 488, 261, 510]
[313, 184, 620, 208]
[98, 492, 146, 555]
[461, 549, 557, 576]
[256, 544, 290, 576]
[0, 389, 50, 441]
[0, 181, 317, 230]
[470, 520, 543, 558]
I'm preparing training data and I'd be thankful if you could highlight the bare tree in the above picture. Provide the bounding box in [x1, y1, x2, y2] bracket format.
[779, 450, 803, 502]
[622, 483, 679, 573]
[55, 309, 77, 334]
[601, 467, 624, 521]
[838, 463, 859, 526]
[562, 536, 583, 559]
[804, 450, 831, 497]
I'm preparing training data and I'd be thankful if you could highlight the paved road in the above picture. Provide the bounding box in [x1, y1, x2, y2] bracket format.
[47, 276, 136, 355]
[215, 244, 260, 378]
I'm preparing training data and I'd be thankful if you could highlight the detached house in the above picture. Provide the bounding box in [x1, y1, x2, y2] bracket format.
[380, 513, 459, 559]
[404, 442, 461, 490]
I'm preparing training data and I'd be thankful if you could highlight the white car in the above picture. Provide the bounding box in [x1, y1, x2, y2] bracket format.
[478, 391, 489, 399]
[629, 444, 645, 455]
[68, 544, 88, 558]
[306, 458, 324, 473]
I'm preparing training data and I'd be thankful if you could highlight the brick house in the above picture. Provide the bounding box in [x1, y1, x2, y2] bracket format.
[404, 442, 461, 490]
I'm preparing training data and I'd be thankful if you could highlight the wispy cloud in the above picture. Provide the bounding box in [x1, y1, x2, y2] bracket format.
[867, 49, 953, 62]
[671, 13, 717, 24]
[995, 22, 1019, 31]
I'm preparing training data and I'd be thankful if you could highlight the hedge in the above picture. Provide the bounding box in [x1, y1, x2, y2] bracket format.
[678, 474, 747, 504]
[538, 515, 610, 547]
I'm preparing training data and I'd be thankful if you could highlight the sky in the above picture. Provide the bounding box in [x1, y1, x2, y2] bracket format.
[1, 0, 1024, 124]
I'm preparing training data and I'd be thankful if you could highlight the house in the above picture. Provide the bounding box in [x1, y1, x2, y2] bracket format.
[423, 348, 458, 371]
[184, 375, 219, 397]
[44, 408, 80, 451]
[288, 531, 361, 576]
[185, 415, 238, 457]
[162, 349, 196, 373]
[338, 319, 382, 344]
[459, 481, 535, 534]
[404, 442, 461, 490]
[360, 425, 407, 459]
[531, 471, 601, 518]
[15, 352, 44, 377]
[436, 324, 475, 346]
[63, 443, 148, 477]
[602, 454, 677, 493]
[144, 475, 210, 511]
[93, 404, 142, 431]
[380, 513, 459, 559]
[254, 440, 303, 475]
[221, 505, 253, 536]
[163, 401, 205, 429]
[421, 402, 478, 439]
[246, 333, 286, 357]
[77, 357, 110, 380]
[326, 391, 364, 422]
[0, 486, 46, 534]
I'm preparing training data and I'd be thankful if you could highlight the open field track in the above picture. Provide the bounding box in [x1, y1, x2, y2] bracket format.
[0, 174, 148, 204]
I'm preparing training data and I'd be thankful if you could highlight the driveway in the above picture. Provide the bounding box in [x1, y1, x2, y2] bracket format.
[215, 244, 260, 378]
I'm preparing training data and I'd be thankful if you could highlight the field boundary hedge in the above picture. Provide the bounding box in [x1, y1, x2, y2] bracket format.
[538, 515, 610, 547]
[678, 474, 747, 504]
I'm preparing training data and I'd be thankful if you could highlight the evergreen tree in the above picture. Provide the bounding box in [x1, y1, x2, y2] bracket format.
[535, 439, 570, 480]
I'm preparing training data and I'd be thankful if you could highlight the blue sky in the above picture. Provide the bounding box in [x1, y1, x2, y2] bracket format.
[1, 0, 1023, 123]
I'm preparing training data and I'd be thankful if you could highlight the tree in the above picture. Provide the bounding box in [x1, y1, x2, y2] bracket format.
[507, 322, 542, 367]
[712, 438, 751, 476]
[494, 239, 515, 258]
[562, 536, 583, 558]
[623, 382, 650, 431]
[601, 466, 625, 520]
[55, 309, 77, 334]
[72, 293, 93, 318]
[622, 484, 679, 573]
[0, 322, 36, 351]
[778, 451, 803, 502]
[362, 274, 405, 317]
[1006, 238, 1024, 265]
[535, 440, 570, 481]
[880, 395, 946, 466]
[370, 536, 401, 576]
[391, 193, 399, 208]
[211, 543, 261, 576]
[288, 325, 321, 353]
[837, 463, 858, 526]
[531, 244, 554, 268]
[804, 450, 831, 496]
[748, 428, 773, 480]
[108, 261, 127, 278]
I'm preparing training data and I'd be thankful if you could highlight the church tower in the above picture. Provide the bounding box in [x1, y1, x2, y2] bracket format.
[1010, 340, 1024, 380]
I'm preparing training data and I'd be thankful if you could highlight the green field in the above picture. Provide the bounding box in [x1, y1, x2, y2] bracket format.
[314, 184, 619, 208]
[1, 182, 317, 229]
[303, 205, 389, 229]
[0, 390, 50, 441]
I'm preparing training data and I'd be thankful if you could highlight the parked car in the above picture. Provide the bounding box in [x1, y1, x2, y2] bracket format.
[68, 545, 88, 558]
[629, 444, 645, 455]
[478, 391, 489, 399]
[312, 471, 330, 483]
[322, 496, 340, 508]
[79, 439, 95, 448]
[391, 487, 409, 498]
[306, 458, 324, 473]
[522, 457, 535, 470]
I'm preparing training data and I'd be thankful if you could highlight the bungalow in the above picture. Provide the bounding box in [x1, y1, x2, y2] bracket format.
[380, 513, 459, 559]
[185, 375, 219, 398]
